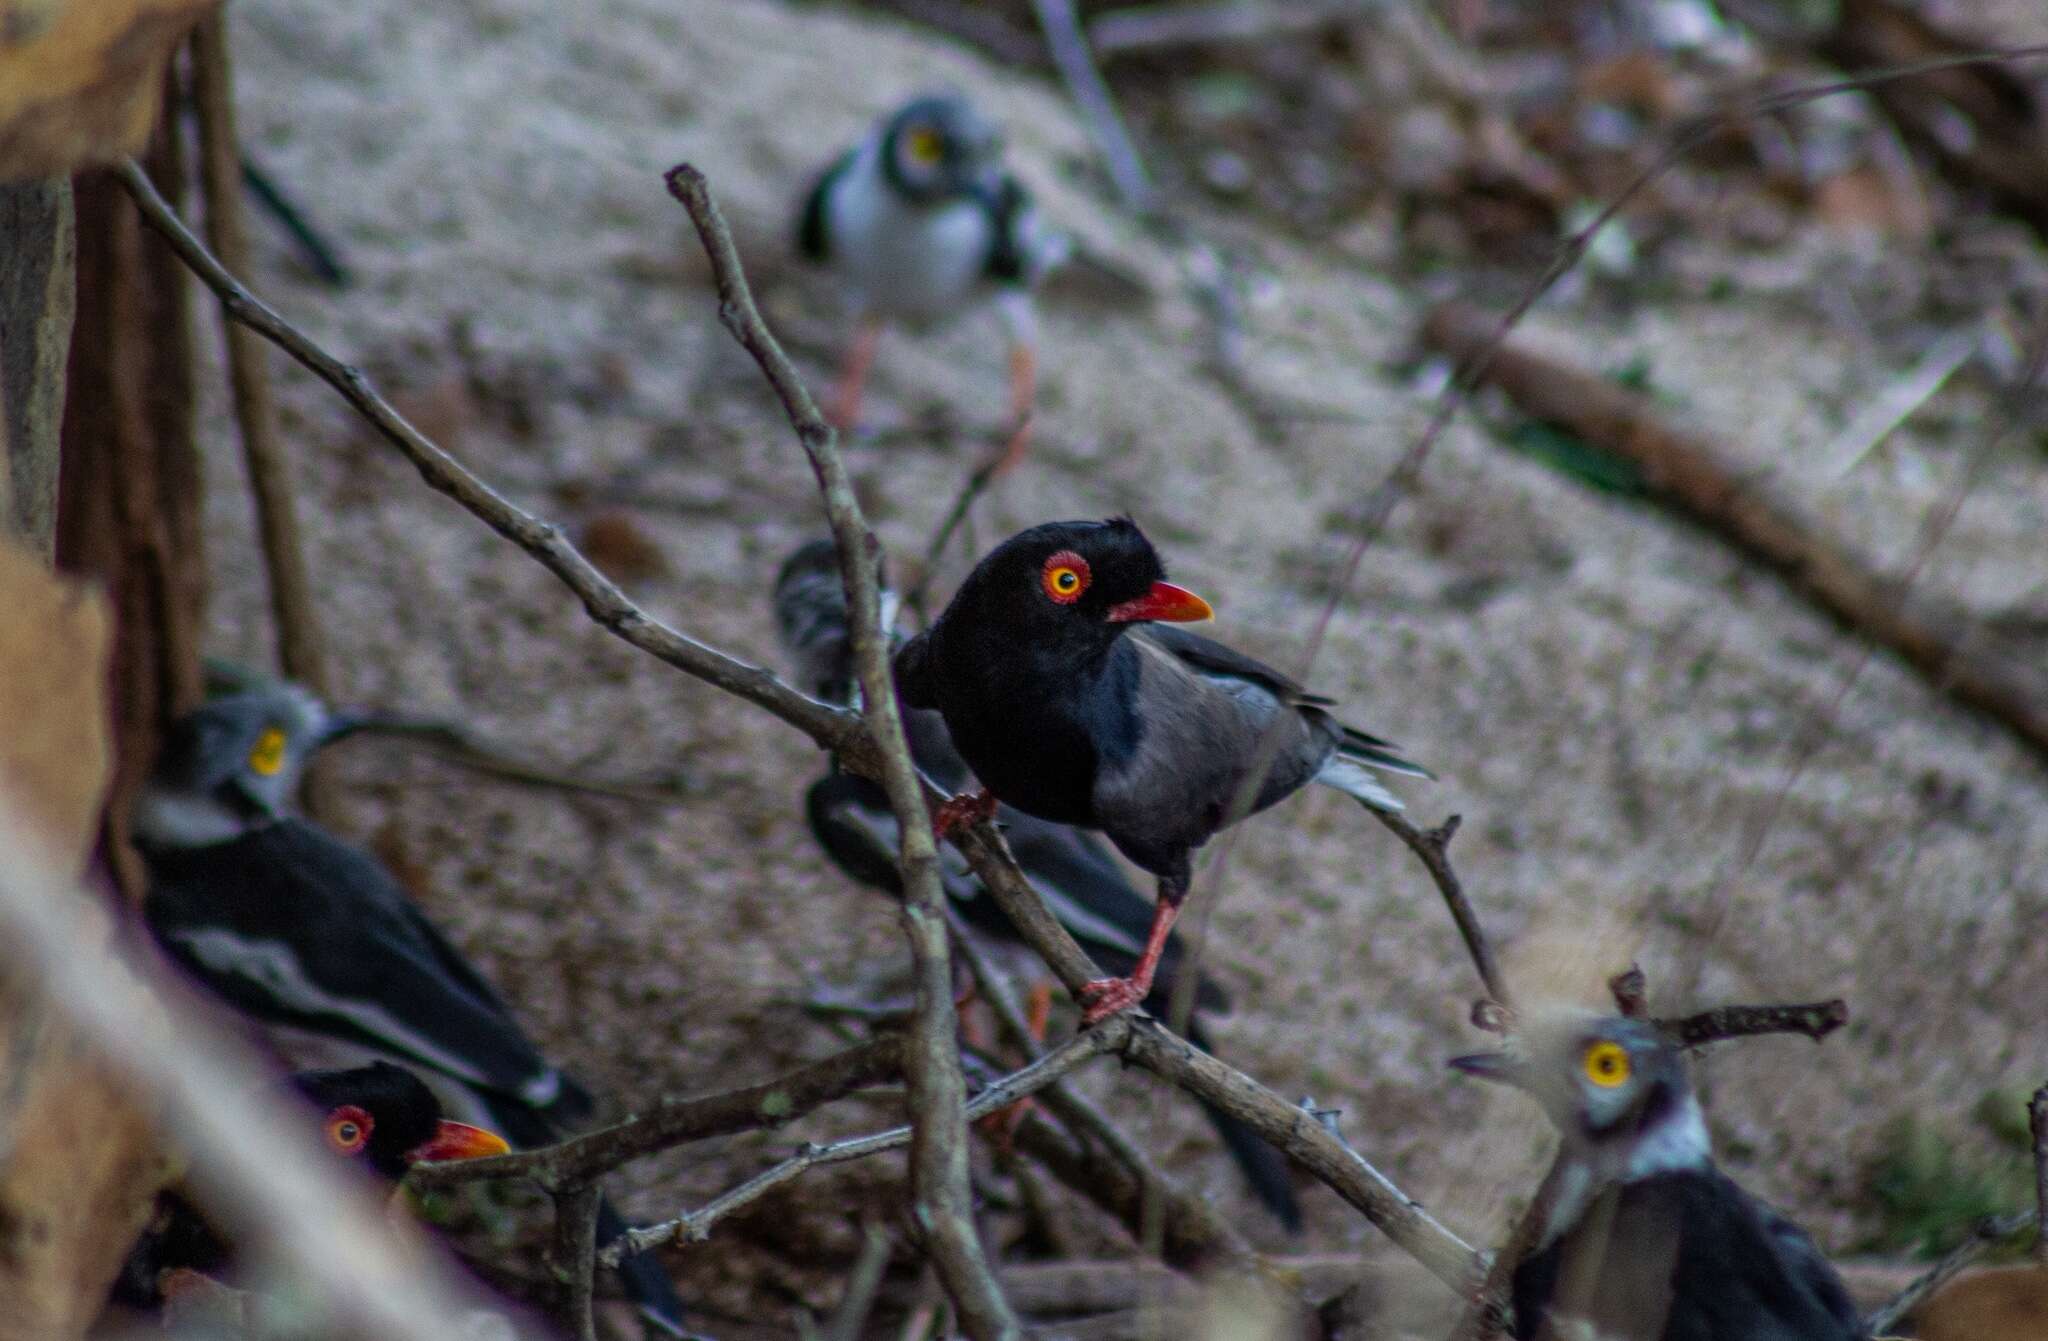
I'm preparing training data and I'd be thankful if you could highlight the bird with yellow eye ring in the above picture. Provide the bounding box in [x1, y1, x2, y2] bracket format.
[796, 91, 1068, 474]
[1450, 1011, 1862, 1340]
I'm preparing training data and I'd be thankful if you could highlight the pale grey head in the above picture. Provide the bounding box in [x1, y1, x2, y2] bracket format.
[878, 92, 1004, 206]
[1451, 1010, 1710, 1218]
[132, 684, 362, 850]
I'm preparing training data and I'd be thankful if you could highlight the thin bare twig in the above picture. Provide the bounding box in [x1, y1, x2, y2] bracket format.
[1031, 0, 1155, 215]
[111, 158, 872, 774]
[950, 923, 1255, 1269]
[551, 1182, 602, 1341]
[663, 161, 1015, 1339]
[602, 1027, 1121, 1266]
[1369, 811, 1509, 1009]
[1864, 1210, 2035, 1336]
[1659, 999, 1848, 1050]
[190, 13, 330, 701]
[409, 1036, 904, 1192]
[827, 1224, 895, 1341]
[1089, 0, 1367, 55]
[1607, 966, 1649, 1019]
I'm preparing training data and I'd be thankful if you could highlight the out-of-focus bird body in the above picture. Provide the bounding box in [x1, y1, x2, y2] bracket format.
[1453, 1013, 1864, 1341]
[132, 687, 693, 1338]
[797, 92, 1062, 466]
[113, 1062, 508, 1308]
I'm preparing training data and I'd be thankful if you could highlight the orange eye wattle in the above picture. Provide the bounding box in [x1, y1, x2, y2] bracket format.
[1041, 551, 1091, 604]
[326, 1105, 372, 1156]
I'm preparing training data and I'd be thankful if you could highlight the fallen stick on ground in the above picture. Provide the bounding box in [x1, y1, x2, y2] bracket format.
[1420, 300, 2048, 768]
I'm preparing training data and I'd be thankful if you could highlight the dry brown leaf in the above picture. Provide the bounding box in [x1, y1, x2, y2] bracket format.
[0, 537, 174, 1340]
[0, 535, 109, 871]
[0, 0, 220, 182]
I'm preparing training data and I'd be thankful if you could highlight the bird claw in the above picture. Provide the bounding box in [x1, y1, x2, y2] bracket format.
[1077, 975, 1147, 1026]
[932, 789, 998, 840]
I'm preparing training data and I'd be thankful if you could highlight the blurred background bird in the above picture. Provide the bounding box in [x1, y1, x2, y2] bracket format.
[797, 90, 1066, 471]
[774, 538, 1303, 1229]
[130, 683, 697, 1339]
[112, 1061, 508, 1311]
[895, 518, 1429, 1022]
[1450, 1010, 1865, 1340]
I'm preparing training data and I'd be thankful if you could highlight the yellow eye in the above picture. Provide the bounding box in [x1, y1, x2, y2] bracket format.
[1584, 1041, 1631, 1089]
[1052, 569, 1080, 593]
[248, 726, 288, 777]
[906, 127, 945, 166]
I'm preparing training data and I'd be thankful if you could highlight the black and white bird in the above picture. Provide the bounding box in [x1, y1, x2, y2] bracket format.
[1450, 1012, 1866, 1341]
[797, 91, 1065, 471]
[775, 540, 1301, 1228]
[894, 518, 1430, 1022]
[132, 685, 696, 1339]
[114, 1061, 509, 1308]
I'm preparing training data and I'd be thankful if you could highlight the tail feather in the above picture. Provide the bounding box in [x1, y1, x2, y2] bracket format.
[1338, 727, 1433, 779]
[1313, 756, 1406, 813]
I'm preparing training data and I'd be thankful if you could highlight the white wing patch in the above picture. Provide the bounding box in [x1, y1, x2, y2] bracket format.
[170, 927, 552, 1098]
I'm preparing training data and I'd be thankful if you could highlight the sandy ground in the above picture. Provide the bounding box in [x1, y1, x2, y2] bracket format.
[196, 0, 2048, 1329]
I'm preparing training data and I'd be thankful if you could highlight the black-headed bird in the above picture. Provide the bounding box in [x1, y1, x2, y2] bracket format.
[132, 686, 694, 1338]
[797, 91, 1065, 471]
[114, 1061, 509, 1308]
[894, 518, 1429, 1022]
[1450, 1012, 1866, 1341]
[775, 539, 1302, 1229]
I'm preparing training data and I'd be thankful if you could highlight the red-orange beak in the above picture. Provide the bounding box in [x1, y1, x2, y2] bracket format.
[406, 1119, 510, 1164]
[1106, 581, 1214, 624]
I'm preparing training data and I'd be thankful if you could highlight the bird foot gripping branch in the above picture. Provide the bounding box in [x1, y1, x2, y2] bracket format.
[931, 788, 998, 840]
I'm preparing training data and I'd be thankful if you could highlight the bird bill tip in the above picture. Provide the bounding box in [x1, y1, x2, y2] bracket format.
[408, 1119, 510, 1163]
[1106, 581, 1214, 624]
[1447, 1051, 1518, 1084]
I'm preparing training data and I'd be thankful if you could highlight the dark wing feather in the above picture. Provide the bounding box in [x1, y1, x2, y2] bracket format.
[1515, 1170, 1864, 1341]
[1134, 624, 1328, 705]
[893, 629, 941, 710]
[143, 821, 576, 1114]
[1136, 625, 1431, 779]
[796, 148, 857, 261]
[982, 175, 1033, 285]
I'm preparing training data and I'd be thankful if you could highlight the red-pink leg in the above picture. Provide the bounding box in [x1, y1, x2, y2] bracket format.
[992, 342, 1036, 475]
[932, 788, 998, 841]
[831, 318, 883, 433]
[1078, 897, 1181, 1025]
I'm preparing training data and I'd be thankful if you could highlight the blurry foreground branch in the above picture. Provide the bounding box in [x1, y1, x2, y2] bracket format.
[0, 802, 497, 1341]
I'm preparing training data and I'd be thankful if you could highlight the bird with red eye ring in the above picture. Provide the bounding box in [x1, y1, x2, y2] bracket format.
[895, 517, 1431, 1024]
[325, 1104, 372, 1157]
[108, 1062, 511, 1314]
[1040, 550, 1090, 604]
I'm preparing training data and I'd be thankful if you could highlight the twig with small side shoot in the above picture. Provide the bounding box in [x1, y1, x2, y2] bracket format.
[601, 1028, 1122, 1266]
[663, 161, 1018, 1339]
[1370, 812, 1509, 1009]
